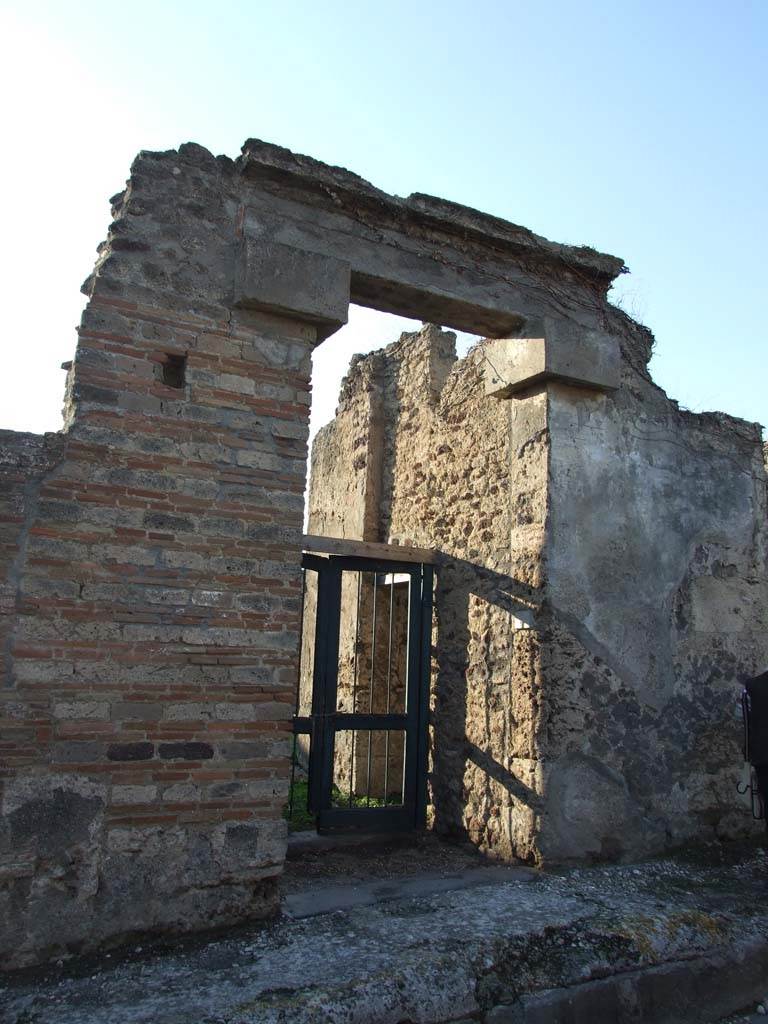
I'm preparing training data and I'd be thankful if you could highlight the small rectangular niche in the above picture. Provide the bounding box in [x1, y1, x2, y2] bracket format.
[159, 353, 186, 389]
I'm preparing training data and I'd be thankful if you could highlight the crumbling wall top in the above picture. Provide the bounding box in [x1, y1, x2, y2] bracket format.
[237, 139, 627, 291]
[126, 137, 627, 292]
[85, 137, 637, 351]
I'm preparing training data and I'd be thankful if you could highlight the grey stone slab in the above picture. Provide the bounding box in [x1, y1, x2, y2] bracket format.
[282, 864, 537, 918]
[234, 238, 351, 341]
[241, 197, 540, 336]
[239, 139, 625, 283]
[486, 939, 768, 1023]
[484, 320, 620, 397]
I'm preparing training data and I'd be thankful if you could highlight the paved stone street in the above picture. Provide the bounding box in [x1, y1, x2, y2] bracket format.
[2, 841, 767, 1024]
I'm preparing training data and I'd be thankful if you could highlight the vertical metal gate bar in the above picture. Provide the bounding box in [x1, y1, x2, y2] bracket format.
[308, 565, 330, 813]
[402, 572, 413, 803]
[402, 567, 424, 811]
[383, 572, 395, 802]
[348, 570, 362, 807]
[365, 574, 378, 808]
[314, 563, 342, 816]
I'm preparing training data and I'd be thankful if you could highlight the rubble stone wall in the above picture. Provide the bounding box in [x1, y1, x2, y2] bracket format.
[308, 317, 768, 864]
[307, 326, 549, 859]
[4, 136, 621, 966]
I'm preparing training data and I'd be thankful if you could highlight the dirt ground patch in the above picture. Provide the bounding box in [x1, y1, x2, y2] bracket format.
[281, 830, 494, 894]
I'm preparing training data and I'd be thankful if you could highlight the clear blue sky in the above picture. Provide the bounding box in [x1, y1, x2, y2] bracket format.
[1, 0, 765, 438]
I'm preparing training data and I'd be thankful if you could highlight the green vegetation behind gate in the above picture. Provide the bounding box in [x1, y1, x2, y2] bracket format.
[284, 778, 401, 831]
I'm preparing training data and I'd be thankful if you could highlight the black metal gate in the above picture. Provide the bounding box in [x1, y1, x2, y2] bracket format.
[291, 554, 433, 832]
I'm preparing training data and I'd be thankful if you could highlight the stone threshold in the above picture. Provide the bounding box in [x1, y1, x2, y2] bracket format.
[283, 863, 537, 919]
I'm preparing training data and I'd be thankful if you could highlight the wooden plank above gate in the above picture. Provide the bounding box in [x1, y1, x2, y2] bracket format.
[301, 534, 435, 564]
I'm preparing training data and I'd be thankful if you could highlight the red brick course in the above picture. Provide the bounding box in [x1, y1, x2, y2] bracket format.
[0, 144, 316, 967]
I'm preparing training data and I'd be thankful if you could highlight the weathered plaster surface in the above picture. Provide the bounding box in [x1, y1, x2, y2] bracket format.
[307, 326, 549, 859]
[539, 371, 768, 860]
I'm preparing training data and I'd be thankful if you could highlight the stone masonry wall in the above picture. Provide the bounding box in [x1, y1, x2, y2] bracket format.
[309, 317, 767, 865]
[0, 145, 313, 968]
[298, 353, 386, 774]
[5, 133, 763, 969]
[0, 431, 66, 700]
[308, 325, 549, 859]
[537, 323, 768, 861]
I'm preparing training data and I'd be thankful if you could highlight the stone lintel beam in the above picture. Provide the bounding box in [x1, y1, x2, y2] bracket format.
[238, 139, 627, 290]
[239, 201, 535, 338]
[348, 272, 526, 338]
[237, 140, 628, 339]
[234, 238, 351, 341]
[484, 319, 620, 397]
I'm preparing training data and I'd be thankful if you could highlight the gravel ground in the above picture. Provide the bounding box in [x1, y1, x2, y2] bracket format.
[2, 838, 767, 1024]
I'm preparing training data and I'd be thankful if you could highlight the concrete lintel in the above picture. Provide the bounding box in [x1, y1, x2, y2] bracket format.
[234, 238, 351, 341]
[484, 320, 620, 397]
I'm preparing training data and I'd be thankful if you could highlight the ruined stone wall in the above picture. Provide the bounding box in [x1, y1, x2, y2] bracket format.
[298, 357, 385, 765]
[378, 329, 549, 860]
[5, 133, 762, 969]
[0, 145, 312, 968]
[307, 325, 548, 859]
[310, 317, 767, 865]
[0, 431, 66, 699]
[536, 317, 768, 861]
[308, 353, 384, 542]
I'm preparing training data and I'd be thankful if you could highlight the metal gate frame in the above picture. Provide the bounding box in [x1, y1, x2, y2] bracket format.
[293, 553, 433, 832]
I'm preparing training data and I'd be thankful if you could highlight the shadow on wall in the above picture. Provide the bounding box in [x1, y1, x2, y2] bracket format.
[428, 549, 762, 865]
[429, 555, 543, 855]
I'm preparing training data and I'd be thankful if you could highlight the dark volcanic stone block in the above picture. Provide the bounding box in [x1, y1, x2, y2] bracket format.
[158, 741, 214, 760]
